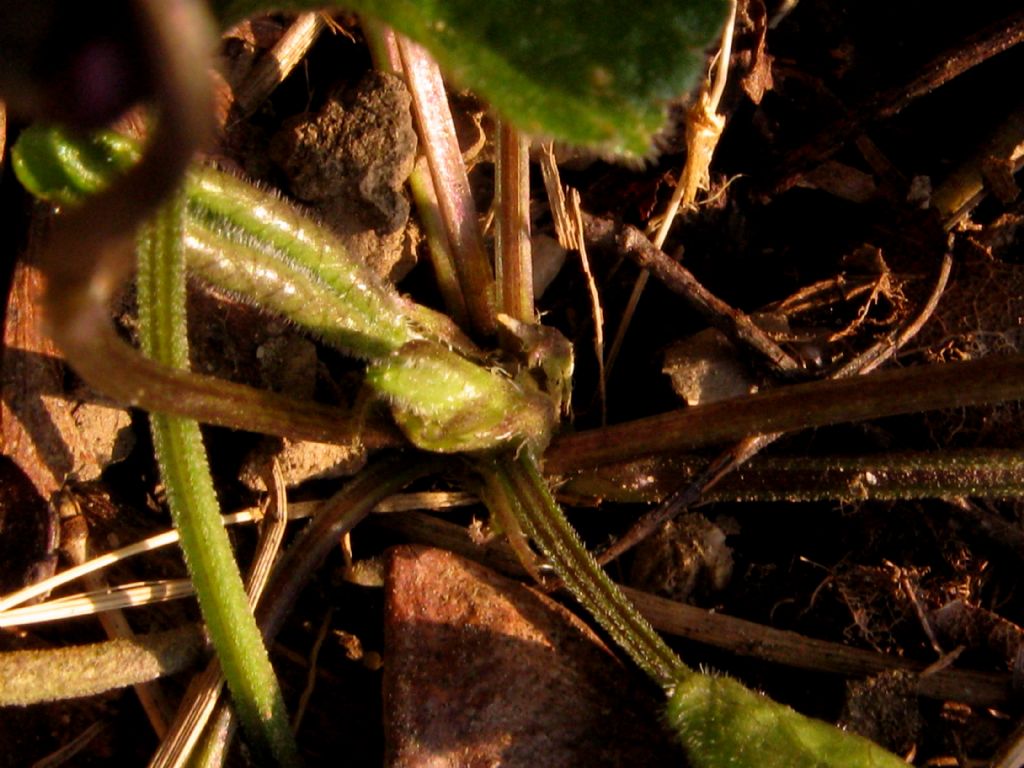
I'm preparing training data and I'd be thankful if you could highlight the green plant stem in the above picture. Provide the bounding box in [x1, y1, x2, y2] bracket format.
[137, 194, 300, 766]
[177, 454, 441, 768]
[0, 625, 203, 706]
[483, 452, 906, 767]
[495, 119, 534, 326]
[481, 450, 688, 688]
[407, 156, 472, 326]
[559, 448, 1024, 503]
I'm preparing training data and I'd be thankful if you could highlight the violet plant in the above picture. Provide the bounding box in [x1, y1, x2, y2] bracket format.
[14, 124, 905, 766]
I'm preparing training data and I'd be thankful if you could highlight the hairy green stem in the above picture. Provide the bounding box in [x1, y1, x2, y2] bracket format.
[187, 171, 415, 357]
[482, 451, 688, 687]
[483, 452, 906, 767]
[560, 448, 1024, 504]
[180, 455, 441, 768]
[137, 194, 300, 766]
[0, 625, 203, 706]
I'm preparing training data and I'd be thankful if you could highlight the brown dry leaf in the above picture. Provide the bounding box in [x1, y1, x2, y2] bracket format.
[383, 546, 683, 767]
[1, 245, 130, 497]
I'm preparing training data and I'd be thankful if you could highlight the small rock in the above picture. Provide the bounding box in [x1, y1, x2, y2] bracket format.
[384, 546, 684, 767]
[270, 70, 418, 279]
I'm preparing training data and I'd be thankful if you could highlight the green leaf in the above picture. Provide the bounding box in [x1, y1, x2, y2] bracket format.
[667, 674, 908, 768]
[213, 0, 728, 157]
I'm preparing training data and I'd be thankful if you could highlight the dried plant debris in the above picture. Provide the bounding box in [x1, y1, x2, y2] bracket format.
[828, 563, 931, 653]
[917, 249, 1024, 363]
[383, 546, 683, 766]
[909, 241, 1024, 445]
[930, 600, 1024, 670]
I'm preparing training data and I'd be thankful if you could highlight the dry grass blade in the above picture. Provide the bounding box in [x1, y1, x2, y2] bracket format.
[495, 119, 534, 326]
[230, 12, 325, 118]
[395, 33, 495, 336]
[605, 0, 738, 376]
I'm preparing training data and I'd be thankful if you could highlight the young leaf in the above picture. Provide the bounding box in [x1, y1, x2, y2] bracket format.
[13, 125, 557, 455]
[213, 0, 729, 157]
[667, 674, 909, 768]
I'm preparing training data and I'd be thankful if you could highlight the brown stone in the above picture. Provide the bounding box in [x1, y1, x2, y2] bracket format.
[383, 546, 683, 767]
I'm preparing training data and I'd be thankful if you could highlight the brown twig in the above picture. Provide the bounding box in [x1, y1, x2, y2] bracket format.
[584, 213, 801, 375]
[586, 252, 955, 567]
[547, 340, 1024, 474]
[231, 12, 325, 118]
[550, 245, 955, 475]
[624, 587, 1011, 708]
[604, 0, 738, 376]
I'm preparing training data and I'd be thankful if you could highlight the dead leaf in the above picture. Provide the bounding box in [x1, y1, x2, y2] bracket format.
[738, 0, 775, 105]
[1, 240, 129, 497]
